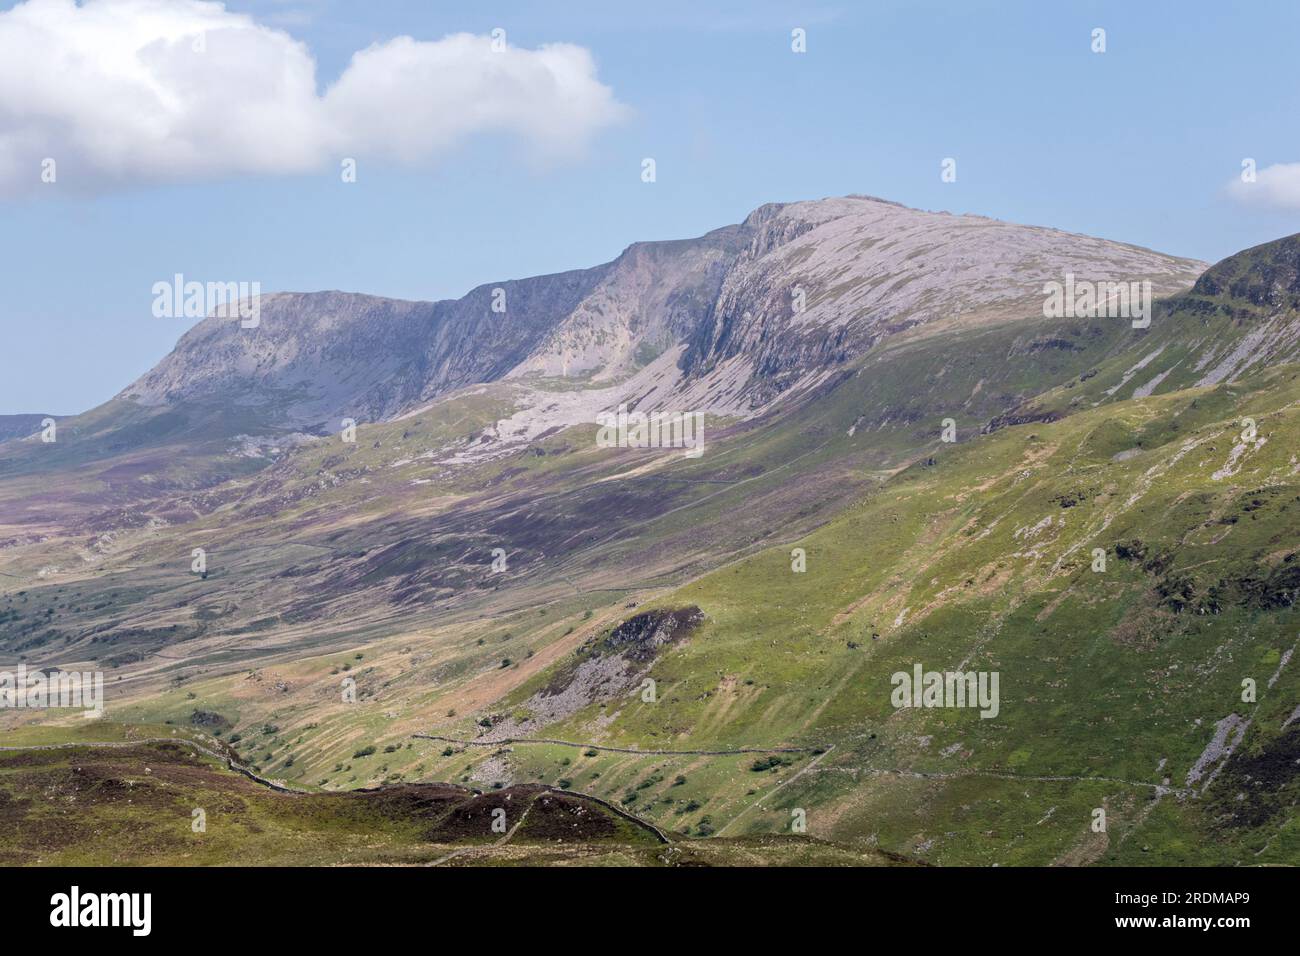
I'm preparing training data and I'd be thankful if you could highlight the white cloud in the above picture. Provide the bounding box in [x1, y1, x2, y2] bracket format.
[1227, 162, 1300, 211]
[0, 0, 627, 195]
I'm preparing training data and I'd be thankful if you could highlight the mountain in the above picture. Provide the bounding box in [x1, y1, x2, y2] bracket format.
[111, 195, 1205, 434]
[2, 198, 1297, 867]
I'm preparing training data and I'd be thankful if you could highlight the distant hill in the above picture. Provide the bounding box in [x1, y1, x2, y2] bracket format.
[0, 413, 52, 442]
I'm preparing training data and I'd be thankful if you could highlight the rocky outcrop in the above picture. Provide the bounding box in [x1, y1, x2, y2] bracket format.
[1192, 234, 1300, 308]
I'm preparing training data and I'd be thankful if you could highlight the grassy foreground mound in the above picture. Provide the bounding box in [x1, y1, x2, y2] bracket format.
[0, 724, 907, 866]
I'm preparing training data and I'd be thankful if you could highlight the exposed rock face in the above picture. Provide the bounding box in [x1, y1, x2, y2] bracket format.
[674, 197, 1203, 410]
[508, 226, 748, 382]
[115, 196, 1207, 430]
[122, 272, 609, 426]
[478, 607, 706, 743]
[598, 606, 705, 662]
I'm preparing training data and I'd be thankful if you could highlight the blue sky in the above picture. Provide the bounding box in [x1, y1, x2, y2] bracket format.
[2, 0, 1298, 414]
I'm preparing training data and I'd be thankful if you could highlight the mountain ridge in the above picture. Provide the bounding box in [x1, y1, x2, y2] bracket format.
[110, 195, 1206, 436]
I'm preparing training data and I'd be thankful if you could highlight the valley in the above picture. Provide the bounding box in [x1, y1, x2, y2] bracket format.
[1, 198, 1296, 866]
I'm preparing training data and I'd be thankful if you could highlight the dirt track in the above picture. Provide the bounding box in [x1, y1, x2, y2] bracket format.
[412, 733, 823, 757]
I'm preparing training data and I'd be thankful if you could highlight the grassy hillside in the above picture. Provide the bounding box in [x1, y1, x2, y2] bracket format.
[0, 724, 905, 866]
[21, 358, 1291, 865]
[486, 365, 1299, 864]
[1, 238, 1296, 866]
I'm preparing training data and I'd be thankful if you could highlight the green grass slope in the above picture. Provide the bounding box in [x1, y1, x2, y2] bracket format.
[0, 725, 907, 866]
[454, 363, 1300, 864]
[2, 235, 1297, 867]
